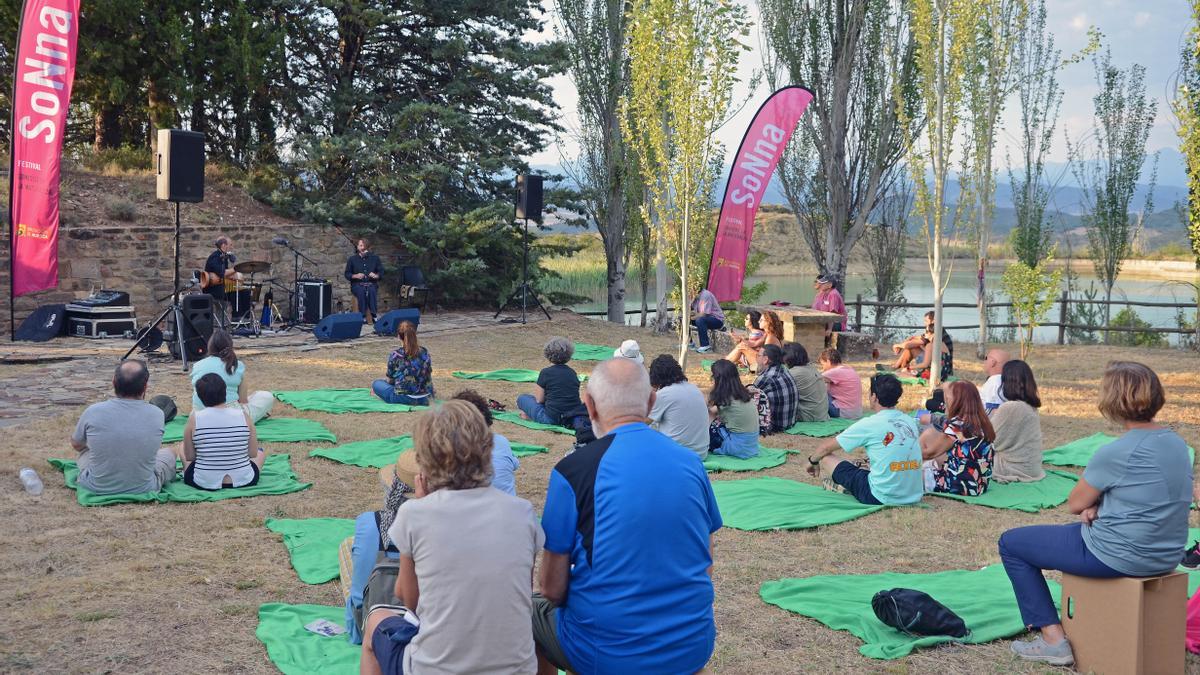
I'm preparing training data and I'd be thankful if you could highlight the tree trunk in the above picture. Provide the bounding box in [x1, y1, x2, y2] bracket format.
[976, 256, 988, 356]
[605, 243, 627, 324]
[1103, 284, 1113, 345]
[94, 104, 124, 151]
[678, 179, 691, 367]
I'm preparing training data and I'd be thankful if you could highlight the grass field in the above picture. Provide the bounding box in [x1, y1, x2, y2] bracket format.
[1, 312, 1198, 673]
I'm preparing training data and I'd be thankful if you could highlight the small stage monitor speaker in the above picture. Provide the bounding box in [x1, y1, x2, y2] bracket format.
[374, 308, 421, 336]
[314, 312, 364, 343]
[156, 129, 205, 203]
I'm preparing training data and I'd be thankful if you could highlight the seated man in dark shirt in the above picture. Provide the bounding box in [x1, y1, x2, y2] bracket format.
[516, 336, 582, 426]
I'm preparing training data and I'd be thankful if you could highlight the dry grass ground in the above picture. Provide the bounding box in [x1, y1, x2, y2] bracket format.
[1, 312, 1198, 674]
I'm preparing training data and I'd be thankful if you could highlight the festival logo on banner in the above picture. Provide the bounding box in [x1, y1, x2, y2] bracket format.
[9, 0, 81, 297]
[707, 86, 813, 302]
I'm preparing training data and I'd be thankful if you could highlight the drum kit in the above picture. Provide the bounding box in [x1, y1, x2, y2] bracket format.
[223, 260, 287, 336]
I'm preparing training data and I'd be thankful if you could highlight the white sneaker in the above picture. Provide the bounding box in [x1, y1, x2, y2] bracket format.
[696, 345, 712, 353]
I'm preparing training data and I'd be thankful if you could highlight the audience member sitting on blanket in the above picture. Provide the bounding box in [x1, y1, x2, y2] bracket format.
[361, 401, 544, 675]
[990, 360, 1045, 483]
[648, 354, 711, 460]
[452, 388, 519, 495]
[783, 343, 830, 422]
[754, 344, 799, 433]
[979, 348, 1010, 412]
[533, 358, 721, 674]
[371, 321, 434, 406]
[345, 451, 422, 644]
[819, 348, 863, 419]
[707, 359, 761, 459]
[805, 374, 922, 506]
[890, 311, 954, 381]
[999, 361, 1193, 667]
[725, 310, 766, 369]
[70, 360, 178, 495]
[919, 380, 995, 496]
[612, 339, 645, 364]
[689, 284, 725, 353]
[517, 337, 583, 425]
[182, 373, 266, 490]
[190, 330, 275, 422]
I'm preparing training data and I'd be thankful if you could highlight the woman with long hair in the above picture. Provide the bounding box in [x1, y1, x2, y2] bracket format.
[724, 310, 766, 370]
[991, 360, 1045, 482]
[1000, 362, 1191, 666]
[706, 359, 760, 458]
[189, 329, 274, 421]
[762, 311, 784, 348]
[371, 321, 433, 405]
[920, 380, 996, 496]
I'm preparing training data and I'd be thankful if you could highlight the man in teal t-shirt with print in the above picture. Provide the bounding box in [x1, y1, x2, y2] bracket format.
[805, 373, 923, 505]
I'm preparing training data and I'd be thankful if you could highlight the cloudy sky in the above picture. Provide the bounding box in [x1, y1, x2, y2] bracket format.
[532, 1, 1192, 185]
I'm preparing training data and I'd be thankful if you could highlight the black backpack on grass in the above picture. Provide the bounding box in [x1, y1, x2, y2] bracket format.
[871, 588, 969, 638]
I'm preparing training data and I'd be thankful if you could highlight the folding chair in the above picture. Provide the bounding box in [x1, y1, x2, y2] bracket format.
[399, 265, 433, 312]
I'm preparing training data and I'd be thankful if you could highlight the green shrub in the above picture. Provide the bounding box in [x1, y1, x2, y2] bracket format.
[103, 197, 137, 222]
[1109, 307, 1166, 347]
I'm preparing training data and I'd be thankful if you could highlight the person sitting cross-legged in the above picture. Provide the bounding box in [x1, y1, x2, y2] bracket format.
[919, 380, 995, 496]
[999, 361, 1193, 666]
[990, 360, 1045, 483]
[805, 374, 923, 506]
[648, 354, 711, 460]
[371, 321, 434, 406]
[182, 373, 266, 490]
[819, 348, 863, 419]
[753, 344, 799, 433]
[533, 358, 722, 674]
[452, 388, 519, 496]
[517, 337, 583, 426]
[360, 400, 545, 675]
[707, 359, 761, 459]
[783, 342, 830, 423]
[70, 360, 178, 495]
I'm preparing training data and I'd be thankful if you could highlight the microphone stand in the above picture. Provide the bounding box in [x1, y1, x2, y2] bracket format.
[273, 238, 319, 329]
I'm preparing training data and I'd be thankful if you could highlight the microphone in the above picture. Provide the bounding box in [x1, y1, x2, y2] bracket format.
[272, 236, 289, 246]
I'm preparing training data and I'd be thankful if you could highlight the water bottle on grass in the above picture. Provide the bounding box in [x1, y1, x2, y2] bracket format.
[19, 468, 44, 496]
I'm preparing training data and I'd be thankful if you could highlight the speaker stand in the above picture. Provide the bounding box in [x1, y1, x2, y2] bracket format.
[123, 201, 197, 371]
[495, 217, 551, 324]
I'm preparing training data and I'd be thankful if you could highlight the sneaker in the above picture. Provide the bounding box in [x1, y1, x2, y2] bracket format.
[696, 345, 712, 353]
[1011, 636, 1074, 666]
[1182, 541, 1200, 569]
[821, 478, 844, 494]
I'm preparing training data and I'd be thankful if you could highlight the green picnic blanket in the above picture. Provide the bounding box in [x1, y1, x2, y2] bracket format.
[896, 374, 959, 387]
[257, 603, 359, 675]
[926, 470, 1078, 513]
[493, 410, 575, 435]
[712, 476, 893, 530]
[311, 434, 548, 468]
[760, 564, 1055, 659]
[703, 448, 788, 472]
[451, 369, 587, 383]
[47, 454, 310, 506]
[266, 518, 355, 585]
[573, 342, 615, 360]
[784, 417, 856, 437]
[274, 388, 421, 414]
[162, 416, 337, 444]
[1044, 432, 1196, 467]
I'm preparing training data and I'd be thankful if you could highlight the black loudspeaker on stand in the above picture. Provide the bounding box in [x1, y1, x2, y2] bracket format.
[496, 174, 551, 324]
[125, 128, 206, 370]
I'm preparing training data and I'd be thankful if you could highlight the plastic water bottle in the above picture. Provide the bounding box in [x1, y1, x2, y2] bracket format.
[19, 468, 43, 496]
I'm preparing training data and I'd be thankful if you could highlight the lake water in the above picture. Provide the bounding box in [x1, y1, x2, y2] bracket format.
[554, 264, 1198, 345]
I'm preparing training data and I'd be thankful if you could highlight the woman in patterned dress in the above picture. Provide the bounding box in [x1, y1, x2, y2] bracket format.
[920, 380, 995, 495]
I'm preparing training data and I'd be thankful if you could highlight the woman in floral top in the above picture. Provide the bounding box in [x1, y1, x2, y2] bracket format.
[371, 320, 433, 405]
[920, 380, 995, 495]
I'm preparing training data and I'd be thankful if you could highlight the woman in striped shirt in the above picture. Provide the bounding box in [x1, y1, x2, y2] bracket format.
[182, 373, 266, 490]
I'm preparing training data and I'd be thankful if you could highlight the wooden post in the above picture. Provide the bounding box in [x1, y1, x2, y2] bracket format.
[1057, 290, 1068, 345]
[855, 294, 862, 333]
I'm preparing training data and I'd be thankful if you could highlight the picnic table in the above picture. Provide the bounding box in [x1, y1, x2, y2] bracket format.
[740, 304, 843, 358]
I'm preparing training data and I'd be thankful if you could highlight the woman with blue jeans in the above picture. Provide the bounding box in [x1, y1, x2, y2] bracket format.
[516, 336, 582, 425]
[999, 361, 1193, 666]
[371, 321, 433, 405]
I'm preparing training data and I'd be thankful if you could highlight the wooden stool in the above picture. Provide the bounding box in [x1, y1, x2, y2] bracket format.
[1060, 571, 1186, 674]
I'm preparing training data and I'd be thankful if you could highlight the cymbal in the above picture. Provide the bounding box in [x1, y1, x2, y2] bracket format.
[235, 260, 272, 274]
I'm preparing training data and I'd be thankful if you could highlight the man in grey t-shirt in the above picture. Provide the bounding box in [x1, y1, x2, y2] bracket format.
[70, 360, 177, 495]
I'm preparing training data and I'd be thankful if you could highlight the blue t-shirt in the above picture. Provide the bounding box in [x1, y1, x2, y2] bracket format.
[490, 432, 519, 496]
[190, 355, 244, 411]
[835, 408, 922, 505]
[541, 422, 722, 673]
[1081, 428, 1192, 576]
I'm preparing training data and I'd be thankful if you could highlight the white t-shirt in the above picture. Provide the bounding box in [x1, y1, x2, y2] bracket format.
[648, 382, 712, 459]
[980, 374, 1004, 409]
[387, 487, 544, 674]
[190, 406, 255, 490]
